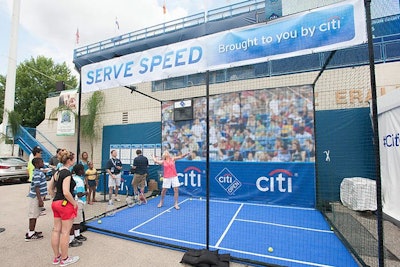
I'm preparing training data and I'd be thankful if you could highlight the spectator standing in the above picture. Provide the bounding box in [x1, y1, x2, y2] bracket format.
[131, 150, 149, 204]
[27, 146, 42, 183]
[79, 152, 90, 173]
[48, 148, 62, 173]
[48, 149, 79, 266]
[70, 164, 87, 247]
[106, 150, 123, 202]
[25, 158, 47, 241]
[85, 162, 98, 204]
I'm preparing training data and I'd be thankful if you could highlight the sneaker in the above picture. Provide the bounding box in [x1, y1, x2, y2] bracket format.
[40, 210, 46, 216]
[52, 255, 61, 265]
[60, 256, 80, 266]
[69, 238, 83, 248]
[25, 232, 44, 241]
[114, 197, 121, 202]
[75, 234, 87, 241]
[139, 193, 147, 204]
[25, 231, 42, 238]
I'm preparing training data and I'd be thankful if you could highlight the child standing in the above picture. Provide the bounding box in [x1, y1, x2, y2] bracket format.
[85, 162, 98, 205]
[25, 158, 47, 241]
[70, 164, 87, 246]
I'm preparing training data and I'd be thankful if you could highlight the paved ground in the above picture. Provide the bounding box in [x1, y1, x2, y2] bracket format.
[2, 182, 399, 267]
[0, 183, 249, 267]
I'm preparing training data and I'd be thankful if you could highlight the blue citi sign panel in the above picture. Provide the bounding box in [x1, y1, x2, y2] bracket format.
[176, 161, 316, 208]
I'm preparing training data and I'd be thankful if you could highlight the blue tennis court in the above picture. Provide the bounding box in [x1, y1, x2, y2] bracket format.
[86, 195, 358, 267]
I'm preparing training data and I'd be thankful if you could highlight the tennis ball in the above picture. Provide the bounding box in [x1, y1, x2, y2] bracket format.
[97, 219, 102, 224]
[268, 247, 273, 253]
[160, 177, 163, 181]
[199, 197, 202, 200]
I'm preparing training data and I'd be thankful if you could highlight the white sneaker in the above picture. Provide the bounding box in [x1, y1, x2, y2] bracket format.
[60, 256, 79, 266]
[114, 197, 121, 202]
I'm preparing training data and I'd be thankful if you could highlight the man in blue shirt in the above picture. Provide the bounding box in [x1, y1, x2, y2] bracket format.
[131, 150, 149, 204]
[26, 158, 47, 241]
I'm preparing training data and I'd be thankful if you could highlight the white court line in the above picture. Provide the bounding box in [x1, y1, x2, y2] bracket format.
[214, 203, 244, 247]
[130, 230, 205, 247]
[215, 246, 335, 267]
[129, 229, 334, 267]
[235, 218, 333, 233]
[204, 198, 316, 211]
[127, 197, 334, 267]
[128, 198, 190, 232]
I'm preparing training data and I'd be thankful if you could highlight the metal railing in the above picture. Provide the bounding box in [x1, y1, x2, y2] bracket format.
[73, 0, 265, 59]
[14, 126, 53, 162]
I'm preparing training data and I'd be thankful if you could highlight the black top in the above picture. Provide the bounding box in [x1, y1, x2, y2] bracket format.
[53, 169, 76, 201]
[106, 157, 122, 174]
[133, 155, 149, 175]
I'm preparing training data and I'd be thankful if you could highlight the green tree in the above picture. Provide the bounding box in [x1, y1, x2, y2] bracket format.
[81, 91, 104, 161]
[0, 75, 6, 123]
[6, 110, 22, 155]
[0, 110, 22, 156]
[13, 56, 78, 127]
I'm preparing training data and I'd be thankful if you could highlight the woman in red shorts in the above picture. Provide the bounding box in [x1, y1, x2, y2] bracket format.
[48, 149, 79, 266]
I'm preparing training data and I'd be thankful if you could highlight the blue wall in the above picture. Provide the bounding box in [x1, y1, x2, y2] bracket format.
[101, 122, 162, 180]
[315, 107, 377, 202]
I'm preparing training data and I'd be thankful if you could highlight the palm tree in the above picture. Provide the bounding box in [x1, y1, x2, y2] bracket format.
[81, 91, 104, 161]
[0, 110, 22, 156]
[49, 104, 77, 120]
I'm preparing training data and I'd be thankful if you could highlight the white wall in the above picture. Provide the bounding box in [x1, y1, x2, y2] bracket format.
[35, 61, 400, 168]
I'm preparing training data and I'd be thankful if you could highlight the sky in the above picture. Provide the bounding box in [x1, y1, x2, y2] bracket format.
[0, 0, 241, 78]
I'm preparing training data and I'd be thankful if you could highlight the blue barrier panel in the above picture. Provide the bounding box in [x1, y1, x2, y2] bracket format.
[97, 174, 134, 196]
[176, 161, 315, 208]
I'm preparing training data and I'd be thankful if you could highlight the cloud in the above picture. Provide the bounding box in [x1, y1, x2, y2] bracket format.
[1, 0, 241, 76]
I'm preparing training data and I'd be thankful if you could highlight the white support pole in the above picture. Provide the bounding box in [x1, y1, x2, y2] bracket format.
[2, 0, 21, 135]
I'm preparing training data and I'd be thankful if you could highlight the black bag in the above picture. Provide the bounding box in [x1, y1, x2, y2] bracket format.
[180, 249, 230, 267]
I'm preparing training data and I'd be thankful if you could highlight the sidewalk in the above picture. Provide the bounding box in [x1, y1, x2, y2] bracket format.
[0, 183, 248, 267]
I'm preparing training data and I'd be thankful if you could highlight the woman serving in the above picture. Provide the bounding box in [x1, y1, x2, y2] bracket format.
[152, 151, 189, 210]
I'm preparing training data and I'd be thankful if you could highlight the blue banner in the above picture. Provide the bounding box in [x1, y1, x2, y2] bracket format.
[176, 161, 316, 208]
[82, 0, 367, 93]
[207, 4, 356, 66]
[96, 162, 316, 208]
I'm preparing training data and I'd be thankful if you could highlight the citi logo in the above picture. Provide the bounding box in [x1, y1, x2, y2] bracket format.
[256, 169, 293, 193]
[215, 168, 242, 195]
[383, 133, 400, 148]
[178, 166, 203, 187]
